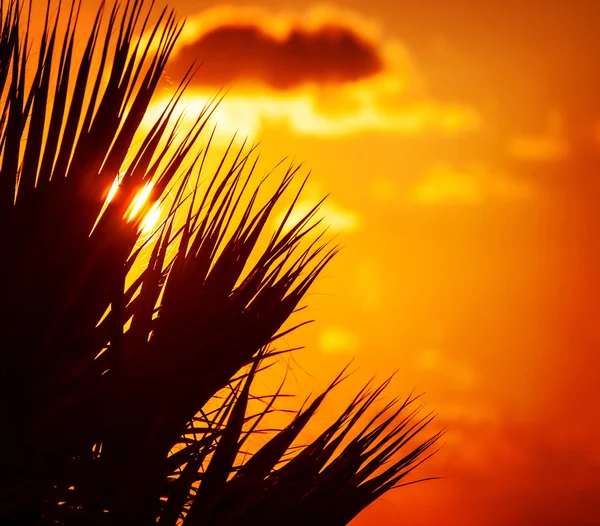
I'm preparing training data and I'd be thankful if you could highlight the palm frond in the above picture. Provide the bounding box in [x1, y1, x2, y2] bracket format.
[0, 1, 442, 524]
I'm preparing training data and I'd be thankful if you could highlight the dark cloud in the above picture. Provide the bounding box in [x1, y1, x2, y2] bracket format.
[165, 23, 383, 90]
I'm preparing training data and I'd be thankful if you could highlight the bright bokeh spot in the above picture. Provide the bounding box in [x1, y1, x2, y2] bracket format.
[318, 326, 360, 355]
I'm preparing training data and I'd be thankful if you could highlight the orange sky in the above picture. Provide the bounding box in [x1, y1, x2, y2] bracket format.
[78, 0, 600, 523]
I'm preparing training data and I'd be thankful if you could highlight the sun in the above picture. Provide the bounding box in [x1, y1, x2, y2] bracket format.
[96, 175, 160, 236]
[126, 181, 155, 222]
[139, 201, 162, 235]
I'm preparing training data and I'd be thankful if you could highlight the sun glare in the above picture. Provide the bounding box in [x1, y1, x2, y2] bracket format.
[139, 201, 162, 235]
[94, 174, 161, 238]
[127, 181, 155, 221]
[106, 173, 123, 204]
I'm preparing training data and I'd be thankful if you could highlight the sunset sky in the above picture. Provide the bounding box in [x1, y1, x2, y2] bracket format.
[77, 0, 600, 524]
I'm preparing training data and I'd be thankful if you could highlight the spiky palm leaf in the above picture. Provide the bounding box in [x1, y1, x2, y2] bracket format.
[0, 1, 443, 524]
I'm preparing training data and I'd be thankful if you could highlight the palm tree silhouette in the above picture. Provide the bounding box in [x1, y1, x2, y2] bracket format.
[0, 1, 443, 524]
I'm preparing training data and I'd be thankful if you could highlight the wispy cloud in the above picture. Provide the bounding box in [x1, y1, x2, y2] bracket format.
[411, 163, 531, 206]
[275, 198, 363, 234]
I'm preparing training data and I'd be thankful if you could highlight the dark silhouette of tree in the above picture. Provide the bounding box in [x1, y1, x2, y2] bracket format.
[0, 1, 443, 524]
